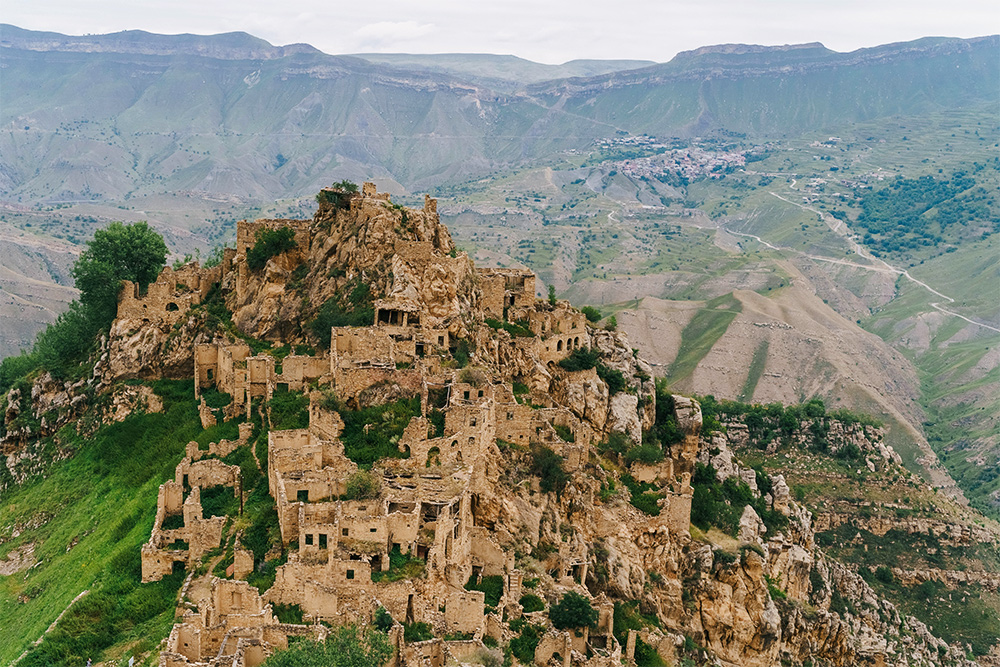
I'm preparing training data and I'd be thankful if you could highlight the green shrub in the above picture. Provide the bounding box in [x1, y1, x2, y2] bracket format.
[509, 623, 543, 663]
[596, 363, 627, 395]
[273, 603, 304, 624]
[519, 593, 545, 613]
[339, 397, 420, 466]
[404, 622, 434, 642]
[247, 227, 297, 271]
[200, 485, 239, 517]
[466, 574, 504, 607]
[374, 607, 395, 631]
[269, 389, 309, 430]
[581, 306, 602, 323]
[558, 347, 600, 372]
[343, 470, 381, 500]
[530, 445, 569, 497]
[309, 281, 375, 347]
[549, 591, 598, 630]
[552, 424, 575, 443]
[201, 388, 232, 409]
[454, 339, 474, 367]
[428, 409, 445, 438]
[874, 565, 895, 585]
[624, 441, 663, 465]
[485, 318, 534, 338]
[371, 545, 425, 583]
[621, 474, 664, 516]
[634, 637, 667, 667]
[261, 626, 391, 667]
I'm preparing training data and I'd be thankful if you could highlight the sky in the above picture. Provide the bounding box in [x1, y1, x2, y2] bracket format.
[4, 0, 998, 64]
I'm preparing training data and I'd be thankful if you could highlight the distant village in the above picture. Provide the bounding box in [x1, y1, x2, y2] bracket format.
[594, 135, 765, 181]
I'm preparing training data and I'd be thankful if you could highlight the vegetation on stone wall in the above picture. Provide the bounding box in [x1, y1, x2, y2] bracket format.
[338, 396, 421, 466]
[309, 280, 375, 348]
[246, 226, 297, 271]
[549, 591, 598, 629]
[260, 626, 391, 667]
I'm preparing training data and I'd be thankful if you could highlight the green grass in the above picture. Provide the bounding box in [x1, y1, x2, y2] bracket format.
[738, 340, 769, 402]
[665, 293, 741, 385]
[0, 380, 199, 665]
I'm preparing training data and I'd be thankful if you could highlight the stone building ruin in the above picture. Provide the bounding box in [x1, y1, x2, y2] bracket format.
[124, 183, 693, 667]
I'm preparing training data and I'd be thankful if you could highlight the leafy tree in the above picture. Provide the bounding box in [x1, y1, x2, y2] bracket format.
[332, 179, 359, 192]
[260, 626, 391, 667]
[72, 221, 168, 330]
[548, 284, 557, 306]
[549, 591, 598, 630]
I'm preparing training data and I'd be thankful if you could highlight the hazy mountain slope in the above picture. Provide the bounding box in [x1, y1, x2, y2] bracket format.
[531, 36, 999, 138]
[0, 221, 78, 356]
[0, 23, 320, 58]
[0, 45, 613, 202]
[351, 53, 656, 91]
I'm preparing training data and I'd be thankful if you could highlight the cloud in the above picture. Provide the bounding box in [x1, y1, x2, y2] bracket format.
[350, 20, 436, 52]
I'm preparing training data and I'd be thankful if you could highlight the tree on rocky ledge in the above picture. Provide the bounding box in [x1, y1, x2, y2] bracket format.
[549, 591, 599, 630]
[73, 221, 168, 329]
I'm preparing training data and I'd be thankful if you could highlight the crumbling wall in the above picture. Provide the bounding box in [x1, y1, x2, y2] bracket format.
[176, 457, 241, 492]
[444, 590, 485, 635]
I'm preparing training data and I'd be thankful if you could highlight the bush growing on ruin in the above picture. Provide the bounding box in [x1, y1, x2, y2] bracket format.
[260, 625, 391, 667]
[247, 226, 297, 271]
[596, 364, 627, 395]
[519, 593, 545, 612]
[343, 470, 381, 500]
[4, 220, 169, 379]
[268, 389, 309, 430]
[374, 607, 394, 631]
[549, 591, 598, 630]
[74, 220, 168, 327]
[310, 280, 375, 348]
[465, 574, 504, 607]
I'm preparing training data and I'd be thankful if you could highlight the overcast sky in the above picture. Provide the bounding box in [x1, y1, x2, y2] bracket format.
[5, 0, 997, 63]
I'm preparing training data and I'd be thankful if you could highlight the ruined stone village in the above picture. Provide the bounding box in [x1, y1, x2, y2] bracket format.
[91, 183, 988, 667]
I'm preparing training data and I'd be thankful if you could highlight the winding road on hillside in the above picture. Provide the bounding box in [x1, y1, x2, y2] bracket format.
[743, 192, 1000, 334]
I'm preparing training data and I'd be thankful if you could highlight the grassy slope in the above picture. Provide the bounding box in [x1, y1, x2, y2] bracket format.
[0, 381, 199, 665]
[665, 293, 741, 385]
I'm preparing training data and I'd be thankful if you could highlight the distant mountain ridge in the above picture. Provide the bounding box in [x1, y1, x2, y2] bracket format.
[349, 52, 657, 91]
[0, 23, 320, 59]
[2, 25, 995, 208]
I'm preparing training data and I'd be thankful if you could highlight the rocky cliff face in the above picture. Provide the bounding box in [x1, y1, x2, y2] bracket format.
[472, 398, 977, 667]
